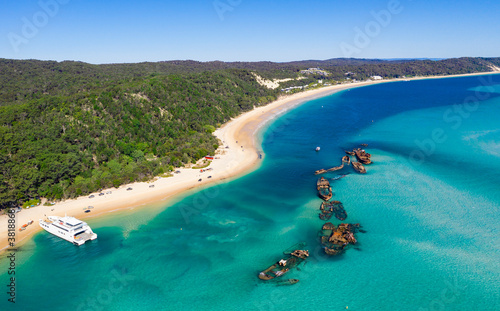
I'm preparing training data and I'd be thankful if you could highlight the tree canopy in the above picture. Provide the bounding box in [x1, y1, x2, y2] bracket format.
[1, 57, 498, 208]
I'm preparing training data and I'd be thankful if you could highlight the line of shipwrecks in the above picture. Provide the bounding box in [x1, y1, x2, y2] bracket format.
[257, 145, 371, 285]
[315, 174, 360, 256]
[315, 145, 372, 254]
[316, 147, 372, 175]
[317, 177, 348, 221]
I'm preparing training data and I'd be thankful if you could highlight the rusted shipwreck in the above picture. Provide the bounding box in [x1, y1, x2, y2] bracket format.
[351, 161, 366, 174]
[258, 249, 309, 281]
[353, 148, 372, 165]
[342, 155, 351, 165]
[319, 200, 347, 221]
[317, 177, 333, 200]
[319, 222, 360, 256]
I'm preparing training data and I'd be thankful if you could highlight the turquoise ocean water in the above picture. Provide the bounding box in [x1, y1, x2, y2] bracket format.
[2, 75, 500, 310]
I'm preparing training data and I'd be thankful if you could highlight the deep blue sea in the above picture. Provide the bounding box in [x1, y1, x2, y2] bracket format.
[2, 75, 500, 311]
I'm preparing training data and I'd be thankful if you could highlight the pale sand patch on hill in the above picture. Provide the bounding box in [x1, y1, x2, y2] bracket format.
[488, 65, 500, 72]
[251, 72, 305, 89]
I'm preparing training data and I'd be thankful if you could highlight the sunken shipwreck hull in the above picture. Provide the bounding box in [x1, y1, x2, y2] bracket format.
[353, 148, 372, 165]
[258, 250, 309, 281]
[352, 161, 366, 174]
[342, 155, 351, 165]
[319, 200, 347, 221]
[316, 177, 333, 200]
[319, 222, 360, 256]
[315, 157, 347, 175]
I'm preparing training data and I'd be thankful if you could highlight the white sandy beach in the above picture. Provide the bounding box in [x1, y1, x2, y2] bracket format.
[1, 71, 499, 252]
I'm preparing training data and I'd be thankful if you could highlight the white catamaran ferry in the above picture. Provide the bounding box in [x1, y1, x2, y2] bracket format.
[39, 216, 97, 245]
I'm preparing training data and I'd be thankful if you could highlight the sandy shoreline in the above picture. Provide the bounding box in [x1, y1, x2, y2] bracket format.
[1, 70, 499, 252]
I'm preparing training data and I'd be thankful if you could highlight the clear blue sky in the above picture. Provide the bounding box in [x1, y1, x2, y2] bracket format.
[1, 0, 499, 64]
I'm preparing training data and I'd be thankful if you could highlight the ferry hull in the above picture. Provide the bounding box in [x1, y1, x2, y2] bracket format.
[39, 217, 97, 246]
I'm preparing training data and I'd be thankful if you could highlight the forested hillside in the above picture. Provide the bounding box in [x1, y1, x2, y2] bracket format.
[0, 66, 277, 207]
[0, 57, 499, 208]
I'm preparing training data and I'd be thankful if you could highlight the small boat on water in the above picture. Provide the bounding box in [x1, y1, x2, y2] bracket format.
[258, 250, 309, 281]
[352, 161, 366, 174]
[315, 146, 321, 152]
[317, 177, 333, 200]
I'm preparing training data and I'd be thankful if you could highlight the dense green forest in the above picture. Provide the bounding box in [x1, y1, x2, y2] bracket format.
[0, 65, 277, 207]
[1, 57, 499, 208]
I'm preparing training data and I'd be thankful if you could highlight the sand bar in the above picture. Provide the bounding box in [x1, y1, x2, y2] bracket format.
[1, 71, 499, 252]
